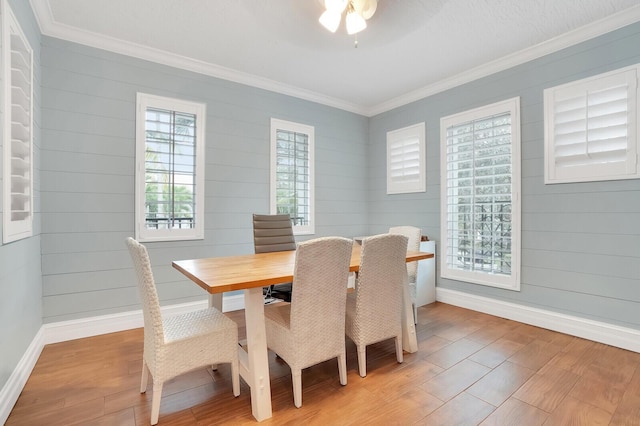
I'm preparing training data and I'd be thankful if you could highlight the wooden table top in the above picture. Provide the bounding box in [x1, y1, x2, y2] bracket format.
[173, 244, 434, 294]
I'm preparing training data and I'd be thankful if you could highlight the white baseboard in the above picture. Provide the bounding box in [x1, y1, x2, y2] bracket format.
[0, 293, 245, 423]
[0, 327, 45, 425]
[436, 288, 640, 353]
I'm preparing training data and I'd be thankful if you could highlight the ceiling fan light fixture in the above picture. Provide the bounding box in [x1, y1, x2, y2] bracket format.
[319, 0, 376, 37]
[319, 10, 342, 33]
[346, 10, 367, 35]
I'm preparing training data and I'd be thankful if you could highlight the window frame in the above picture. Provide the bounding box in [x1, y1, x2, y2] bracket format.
[440, 97, 521, 291]
[135, 92, 206, 242]
[270, 118, 315, 236]
[387, 122, 426, 194]
[2, 1, 34, 244]
[544, 65, 639, 184]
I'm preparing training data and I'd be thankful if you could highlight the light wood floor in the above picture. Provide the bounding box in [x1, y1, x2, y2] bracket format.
[7, 302, 640, 425]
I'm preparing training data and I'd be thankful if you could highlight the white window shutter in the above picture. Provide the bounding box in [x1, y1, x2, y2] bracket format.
[440, 97, 521, 291]
[2, 3, 34, 244]
[387, 122, 426, 194]
[135, 93, 206, 242]
[544, 66, 639, 184]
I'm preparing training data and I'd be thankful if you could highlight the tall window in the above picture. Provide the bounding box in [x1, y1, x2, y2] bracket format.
[270, 118, 314, 235]
[2, 1, 33, 244]
[440, 97, 521, 290]
[544, 65, 639, 184]
[135, 93, 205, 242]
[387, 122, 426, 194]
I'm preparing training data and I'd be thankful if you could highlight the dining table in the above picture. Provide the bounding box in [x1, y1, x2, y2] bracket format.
[172, 242, 434, 422]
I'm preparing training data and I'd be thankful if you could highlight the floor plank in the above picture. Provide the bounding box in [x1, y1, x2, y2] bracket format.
[6, 302, 640, 425]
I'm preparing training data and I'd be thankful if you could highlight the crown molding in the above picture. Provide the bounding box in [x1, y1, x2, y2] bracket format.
[367, 4, 640, 116]
[28, 0, 367, 116]
[29, 1, 640, 117]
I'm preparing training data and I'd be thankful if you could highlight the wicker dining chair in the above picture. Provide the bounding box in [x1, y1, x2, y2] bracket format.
[345, 233, 409, 377]
[264, 236, 354, 407]
[125, 237, 240, 425]
[389, 225, 421, 324]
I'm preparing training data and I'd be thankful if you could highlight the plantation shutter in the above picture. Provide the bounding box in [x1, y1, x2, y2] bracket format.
[3, 5, 33, 243]
[274, 128, 310, 226]
[144, 107, 197, 230]
[545, 67, 638, 183]
[444, 112, 513, 277]
[387, 123, 426, 194]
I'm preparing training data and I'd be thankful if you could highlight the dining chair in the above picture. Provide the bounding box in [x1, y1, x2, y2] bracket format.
[253, 213, 297, 302]
[264, 236, 354, 407]
[345, 233, 409, 377]
[125, 237, 240, 425]
[388, 225, 421, 324]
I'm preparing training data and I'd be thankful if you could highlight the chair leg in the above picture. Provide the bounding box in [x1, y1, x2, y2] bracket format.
[292, 369, 303, 408]
[413, 302, 418, 325]
[150, 381, 163, 425]
[395, 335, 404, 364]
[231, 359, 240, 397]
[357, 345, 367, 378]
[338, 352, 347, 386]
[140, 359, 149, 393]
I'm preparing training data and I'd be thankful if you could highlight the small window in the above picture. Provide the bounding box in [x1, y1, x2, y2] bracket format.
[544, 65, 639, 184]
[440, 97, 521, 290]
[270, 118, 314, 235]
[387, 122, 426, 194]
[2, 1, 33, 244]
[135, 93, 205, 242]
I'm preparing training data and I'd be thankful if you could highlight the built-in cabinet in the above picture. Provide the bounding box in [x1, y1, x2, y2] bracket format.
[416, 240, 436, 306]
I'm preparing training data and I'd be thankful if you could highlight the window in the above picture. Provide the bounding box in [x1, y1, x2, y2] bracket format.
[387, 122, 426, 194]
[135, 93, 205, 242]
[544, 65, 639, 184]
[270, 118, 314, 235]
[2, 1, 33, 244]
[440, 97, 521, 290]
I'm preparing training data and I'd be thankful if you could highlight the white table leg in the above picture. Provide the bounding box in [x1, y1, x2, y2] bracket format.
[208, 293, 223, 310]
[401, 272, 418, 353]
[241, 287, 273, 421]
[208, 294, 223, 370]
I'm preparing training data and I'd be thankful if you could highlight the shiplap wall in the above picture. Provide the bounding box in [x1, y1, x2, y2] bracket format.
[39, 37, 369, 323]
[0, 0, 42, 390]
[368, 22, 640, 329]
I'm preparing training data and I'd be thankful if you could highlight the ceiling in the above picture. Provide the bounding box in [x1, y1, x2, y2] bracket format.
[30, 0, 640, 116]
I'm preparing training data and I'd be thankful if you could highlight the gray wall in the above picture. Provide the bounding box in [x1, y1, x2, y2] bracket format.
[0, 0, 42, 391]
[40, 37, 370, 323]
[368, 22, 640, 329]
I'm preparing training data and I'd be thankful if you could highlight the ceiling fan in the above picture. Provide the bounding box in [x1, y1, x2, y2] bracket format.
[318, 0, 378, 35]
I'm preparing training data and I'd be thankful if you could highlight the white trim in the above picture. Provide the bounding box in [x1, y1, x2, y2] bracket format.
[0, 293, 245, 423]
[28, 1, 640, 117]
[135, 93, 206, 242]
[437, 288, 640, 353]
[369, 5, 640, 116]
[270, 118, 315, 235]
[440, 97, 521, 291]
[28, 0, 366, 116]
[44, 294, 245, 344]
[0, 327, 44, 425]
